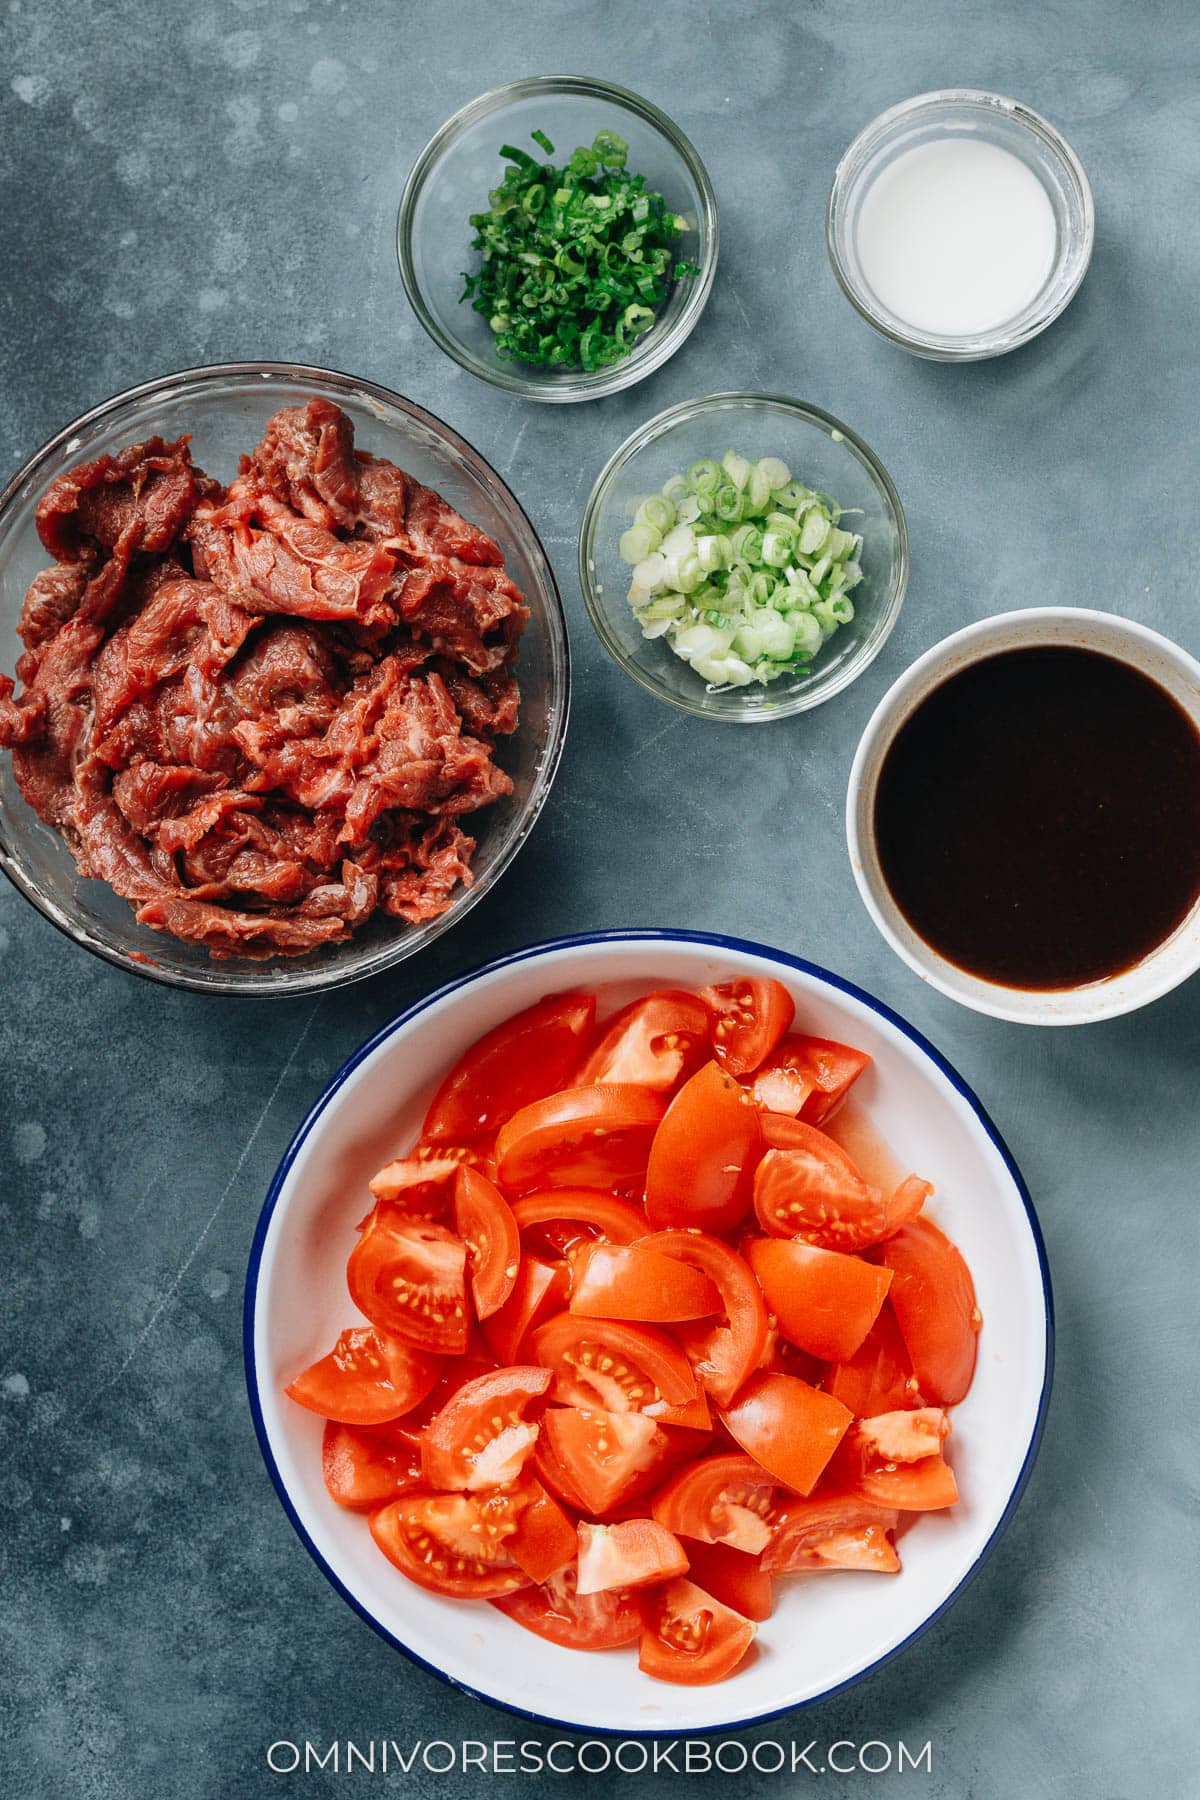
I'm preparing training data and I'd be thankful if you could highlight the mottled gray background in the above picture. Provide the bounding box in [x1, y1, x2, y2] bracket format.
[1, 1, 1197, 1795]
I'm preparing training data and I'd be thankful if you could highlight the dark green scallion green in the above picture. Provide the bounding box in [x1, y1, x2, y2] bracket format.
[460, 129, 699, 372]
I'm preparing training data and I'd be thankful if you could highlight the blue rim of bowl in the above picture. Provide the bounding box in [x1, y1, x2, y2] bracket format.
[243, 926, 1054, 1736]
[0, 361, 571, 996]
[396, 75, 720, 402]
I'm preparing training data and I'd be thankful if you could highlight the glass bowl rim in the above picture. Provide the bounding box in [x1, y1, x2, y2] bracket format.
[395, 74, 720, 403]
[578, 389, 910, 723]
[0, 359, 571, 996]
[826, 88, 1096, 362]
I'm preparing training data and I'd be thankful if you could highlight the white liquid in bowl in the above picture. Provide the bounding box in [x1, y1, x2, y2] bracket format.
[854, 137, 1058, 337]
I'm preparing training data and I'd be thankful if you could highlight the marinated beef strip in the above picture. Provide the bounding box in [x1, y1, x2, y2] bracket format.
[0, 399, 527, 958]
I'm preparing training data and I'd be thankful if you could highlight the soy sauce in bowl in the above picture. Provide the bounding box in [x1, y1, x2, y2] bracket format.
[874, 645, 1200, 990]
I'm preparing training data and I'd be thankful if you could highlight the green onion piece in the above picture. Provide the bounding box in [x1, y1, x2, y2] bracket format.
[531, 129, 556, 155]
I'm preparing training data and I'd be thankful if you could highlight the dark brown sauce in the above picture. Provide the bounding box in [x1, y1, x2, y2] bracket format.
[874, 645, 1200, 990]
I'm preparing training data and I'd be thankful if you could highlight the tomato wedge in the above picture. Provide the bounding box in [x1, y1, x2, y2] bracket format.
[651, 1452, 782, 1555]
[645, 1061, 760, 1234]
[420, 1365, 551, 1491]
[496, 1085, 665, 1192]
[762, 1489, 901, 1573]
[877, 1218, 981, 1405]
[512, 1188, 647, 1245]
[285, 1326, 441, 1425]
[681, 1540, 773, 1621]
[839, 1410, 958, 1510]
[531, 1314, 697, 1412]
[481, 1255, 568, 1365]
[493, 1565, 641, 1649]
[744, 1237, 892, 1363]
[755, 1119, 929, 1251]
[508, 1478, 577, 1583]
[321, 1420, 423, 1509]
[576, 1519, 689, 1595]
[700, 976, 794, 1077]
[578, 991, 710, 1090]
[825, 1303, 921, 1415]
[422, 990, 597, 1144]
[370, 1492, 530, 1598]
[347, 1207, 469, 1356]
[750, 1033, 870, 1124]
[569, 1241, 720, 1323]
[453, 1166, 520, 1320]
[642, 1229, 768, 1408]
[542, 1407, 664, 1514]
[638, 1578, 756, 1685]
[720, 1372, 853, 1497]
[367, 1155, 462, 1218]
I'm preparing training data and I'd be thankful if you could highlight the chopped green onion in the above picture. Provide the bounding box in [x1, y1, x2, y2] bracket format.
[460, 129, 695, 371]
[616, 448, 863, 688]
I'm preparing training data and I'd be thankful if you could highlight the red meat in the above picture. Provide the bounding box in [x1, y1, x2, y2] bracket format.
[0, 401, 527, 958]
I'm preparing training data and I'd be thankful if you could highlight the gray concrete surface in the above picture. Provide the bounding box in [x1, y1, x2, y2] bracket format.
[1, 1, 1197, 1795]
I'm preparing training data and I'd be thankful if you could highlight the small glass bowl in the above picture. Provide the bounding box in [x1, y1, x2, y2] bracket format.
[827, 90, 1094, 361]
[0, 364, 570, 996]
[397, 76, 718, 403]
[579, 393, 908, 724]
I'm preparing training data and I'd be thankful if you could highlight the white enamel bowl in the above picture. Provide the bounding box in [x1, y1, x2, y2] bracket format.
[847, 608, 1200, 1025]
[245, 930, 1051, 1734]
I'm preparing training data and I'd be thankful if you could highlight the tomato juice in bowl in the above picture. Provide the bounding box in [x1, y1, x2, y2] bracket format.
[245, 930, 1050, 1733]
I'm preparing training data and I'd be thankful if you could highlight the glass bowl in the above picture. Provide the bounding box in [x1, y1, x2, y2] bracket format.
[579, 393, 908, 723]
[0, 363, 570, 996]
[397, 76, 719, 402]
[827, 90, 1094, 361]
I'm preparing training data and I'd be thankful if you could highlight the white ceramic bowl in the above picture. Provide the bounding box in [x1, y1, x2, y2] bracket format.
[847, 609, 1200, 1026]
[245, 930, 1051, 1734]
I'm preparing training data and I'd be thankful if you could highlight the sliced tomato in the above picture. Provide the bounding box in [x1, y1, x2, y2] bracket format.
[700, 976, 794, 1077]
[824, 1303, 921, 1415]
[496, 1085, 665, 1192]
[321, 1420, 424, 1509]
[369, 1492, 530, 1598]
[367, 1154, 462, 1218]
[285, 1325, 442, 1426]
[482, 1256, 568, 1365]
[762, 1489, 901, 1573]
[420, 1365, 551, 1491]
[508, 1477, 578, 1583]
[533, 1430, 593, 1512]
[577, 991, 710, 1090]
[755, 1118, 929, 1252]
[858, 1406, 950, 1463]
[650, 1452, 782, 1555]
[638, 1577, 756, 1685]
[569, 1241, 720, 1323]
[453, 1166, 520, 1321]
[645, 1061, 761, 1235]
[347, 1206, 469, 1356]
[422, 990, 597, 1144]
[531, 1314, 697, 1412]
[576, 1518, 689, 1595]
[756, 1317, 827, 1387]
[542, 1407, 665, 1514]
[680, 1540, 773, 1621]
[745, 1237, 892, 1363]
[750, 1033, 870, 1125]
[492, 1564, 641, 1649]
[838, 1411, 958, 1511]
[877, 1218, 981, 1405]
[643, 1229, 768, 1408]
[512, 1188, 647, 1246]
[720, 1372, 853, 1497]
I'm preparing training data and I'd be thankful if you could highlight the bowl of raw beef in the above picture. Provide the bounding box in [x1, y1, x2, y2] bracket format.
[0, 363, 569, 993]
